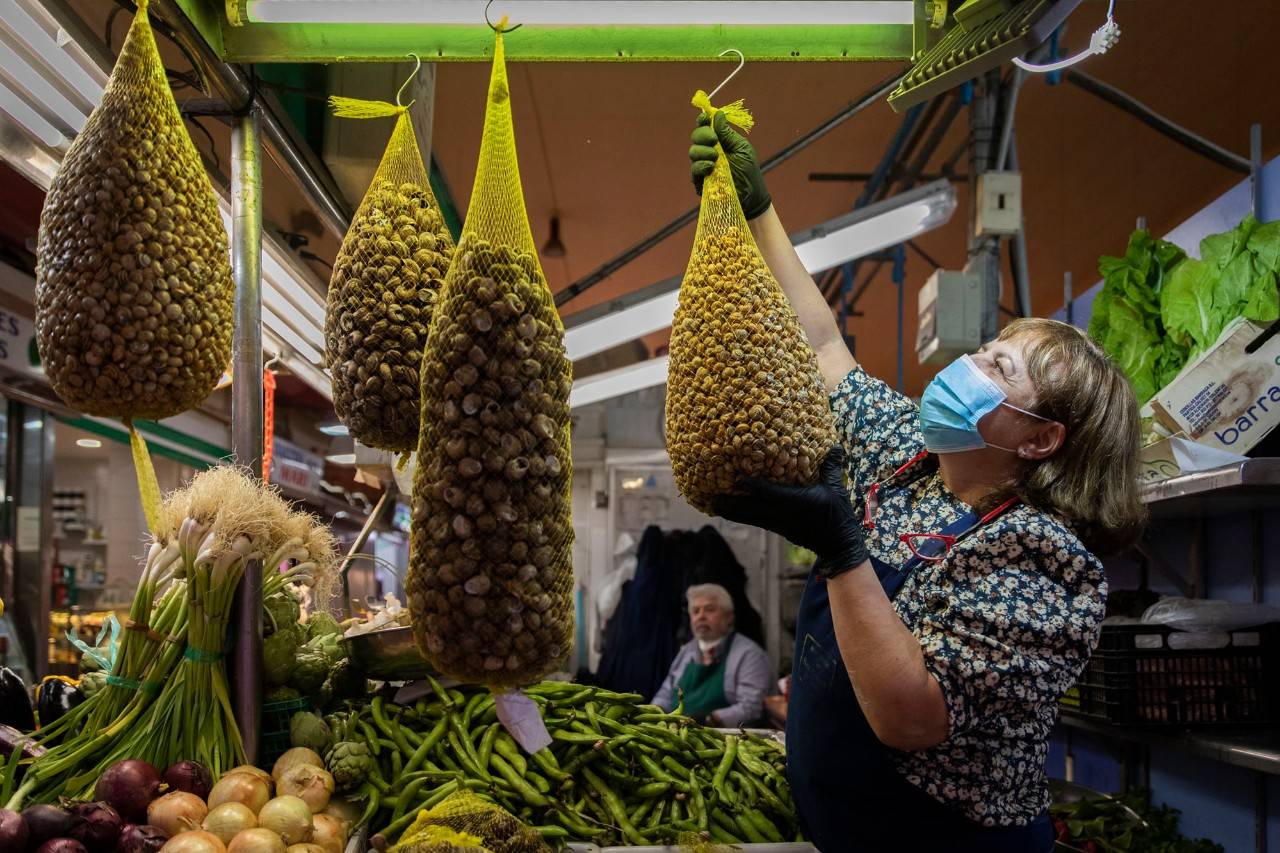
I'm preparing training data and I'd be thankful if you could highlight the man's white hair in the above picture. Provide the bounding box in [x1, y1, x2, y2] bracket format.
[686, 583, 733, 613]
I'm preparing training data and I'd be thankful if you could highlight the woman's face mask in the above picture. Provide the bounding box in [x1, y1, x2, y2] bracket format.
[919, 354, 1054, 454]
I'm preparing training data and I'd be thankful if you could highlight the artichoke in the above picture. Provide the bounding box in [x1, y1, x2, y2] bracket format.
[290, 647, 328, 695]
[327, 741, 376, 792]
[305, 612, 342, 641]
[266, 685, 302, 703]
[79, 670, 107, 699]
[290, 711, 332, 753]
[319, 657, 367, 707]
[265, 592, 301, 637]
[264, 625, 301, 687]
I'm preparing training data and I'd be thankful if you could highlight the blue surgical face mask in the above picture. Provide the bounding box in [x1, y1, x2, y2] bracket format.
[919, 354, 1051, 454]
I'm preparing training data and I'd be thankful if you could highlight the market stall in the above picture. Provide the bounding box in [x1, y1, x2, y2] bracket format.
[0, 0, 1274, 851]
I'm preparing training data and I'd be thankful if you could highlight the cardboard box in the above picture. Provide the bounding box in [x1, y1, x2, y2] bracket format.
[1138, 437, 1182, 485]
[1151, 317, 1280, 455]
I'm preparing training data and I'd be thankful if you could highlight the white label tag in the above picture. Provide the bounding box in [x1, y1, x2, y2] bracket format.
[494, 691, 552, 753]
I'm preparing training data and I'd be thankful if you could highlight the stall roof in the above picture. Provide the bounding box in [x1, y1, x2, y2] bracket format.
[174, 0, 918, 62]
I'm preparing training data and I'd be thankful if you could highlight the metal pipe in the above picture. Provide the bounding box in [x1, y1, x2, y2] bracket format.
[969, 70, 1003, 342]
[1065, 70, 1251, 174]
[1064, 271, 1074, 327]
[1251, 123, 1263, 219]
[339, 486, 394, 616]
[1008, 139, 1033, 318]
[555, 72, 902, 308]
[995, 67, 1025, 171]
[231, 108, 264, 763]
[154, 0, 352, 239]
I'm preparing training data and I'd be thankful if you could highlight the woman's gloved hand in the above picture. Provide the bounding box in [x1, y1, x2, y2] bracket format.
[713, 448, 869, 577]
[690, 111, 773, 220]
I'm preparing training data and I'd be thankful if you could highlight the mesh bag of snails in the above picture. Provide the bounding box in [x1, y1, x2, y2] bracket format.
[409, 18, 573, 691]
[665, 91, 837, 515]
[325, 88, 456, 454]
[35, 0, 232, 532]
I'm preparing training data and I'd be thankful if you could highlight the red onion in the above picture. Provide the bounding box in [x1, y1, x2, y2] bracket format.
[0, 808, 28, 850]
[114, 824, 169, 853]
[162, 761, 213, 801]
[96, 760, 163, 823]
[23, 804, 73, 845]
[37, 841, 89, 853]
[67, 801, 124, 851]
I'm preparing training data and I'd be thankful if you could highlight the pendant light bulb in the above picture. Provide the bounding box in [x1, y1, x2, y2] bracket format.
[542, 214, 566, 258]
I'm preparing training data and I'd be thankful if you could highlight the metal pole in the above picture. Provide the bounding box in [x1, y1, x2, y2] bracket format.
[968, 70, 1002, 342]
[1064, 271, 1074, 327]
[1251, 123, 1263, 220]
[231, 108, 264, 763]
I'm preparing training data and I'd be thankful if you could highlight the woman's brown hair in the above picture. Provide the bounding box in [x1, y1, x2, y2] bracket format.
[999, 318, 1146, 555]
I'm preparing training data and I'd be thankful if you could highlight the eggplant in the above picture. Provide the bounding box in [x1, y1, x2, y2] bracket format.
[0, 667, 34, 731]
[0, 723, 47, 760]
[35, 677, 84, 728]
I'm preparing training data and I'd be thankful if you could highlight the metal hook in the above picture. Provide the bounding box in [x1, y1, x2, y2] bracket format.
[707, 49, 745, 101]
[264, 351, 283, 371]
[484, 0, 523, 33]
[395, 53, 422, 108]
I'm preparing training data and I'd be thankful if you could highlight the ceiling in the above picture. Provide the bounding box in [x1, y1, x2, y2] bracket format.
[4, 0, 1279, 409]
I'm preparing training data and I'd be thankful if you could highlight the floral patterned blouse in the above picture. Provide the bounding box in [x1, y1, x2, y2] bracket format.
[830, 366, 1106, 826]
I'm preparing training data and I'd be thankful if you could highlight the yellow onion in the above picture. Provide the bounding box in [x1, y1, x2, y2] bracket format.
[147, 792, 208, 837]
[286, 846, 327, 853]
[277, 766, 334, 814]
[308, 814, 347, 853]
[225, 766, 273, 786]
[257, 797, 312, 846]
[208, 773, 271, 815]
[159, 830, 227, 853]
[271, 749, 324, 786]
[226, 828, 286, 853]
[202, 802, 257, 845]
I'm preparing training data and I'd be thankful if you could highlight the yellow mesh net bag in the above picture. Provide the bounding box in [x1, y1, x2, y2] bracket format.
[393, 791, 549, 853]
[325, 96, 455, 453]
[665, 92, 837, 514]
[408, 21, 574, 687]
[35, 0, 232, 533]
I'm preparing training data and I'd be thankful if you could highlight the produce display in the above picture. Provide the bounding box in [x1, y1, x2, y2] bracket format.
[665, 93, 835, 514]
[1090, 217, 1280, 405]
[409, 22, 573, 687]
[316, 681, 796, 847]
[325, 97, 456, 453]
[1052, 789, 1224, 853]
[0, 755, 350, 852]
[34, 0, 233, 421]
[7, 468, 336, 806]
[392, 790, 548, 853]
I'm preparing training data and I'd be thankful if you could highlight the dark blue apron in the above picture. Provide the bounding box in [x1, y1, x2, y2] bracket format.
[785, 507, 1053, 852]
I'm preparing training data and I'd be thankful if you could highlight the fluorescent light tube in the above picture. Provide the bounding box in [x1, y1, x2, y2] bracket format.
[0, 40, 86, 133]
[570, 355, 669, 408]
[318, 422, 350, 436]
[562, 181, 956, 363]
[564, 289, 679, 361]
[325, 452, 357, 464]
[0, 79, 63, 147]
[249, 1, 913, 26]
[0, 3, 103, 105]
[791, 179, 956, 273]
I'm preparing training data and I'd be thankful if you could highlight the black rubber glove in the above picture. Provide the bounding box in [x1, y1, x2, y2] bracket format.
[689, 110, 773, 220]
[713, 448, 869, 578]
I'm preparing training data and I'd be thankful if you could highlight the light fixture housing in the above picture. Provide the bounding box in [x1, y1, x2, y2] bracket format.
[246, 1, 913, 26]
[570, 355, 669, 408]
[542, 215, 566, 259]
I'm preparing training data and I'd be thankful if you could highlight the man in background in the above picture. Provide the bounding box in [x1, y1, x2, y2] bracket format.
[652, 583, 771, 727]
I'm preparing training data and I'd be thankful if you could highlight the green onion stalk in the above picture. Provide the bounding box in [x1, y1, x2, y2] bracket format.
[5, 581, 191, 809]
[108, 516, 260, 778]
[34, 538, 183, 748]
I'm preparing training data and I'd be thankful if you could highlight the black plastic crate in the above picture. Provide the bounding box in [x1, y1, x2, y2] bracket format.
[1064, 623, 1279, 726]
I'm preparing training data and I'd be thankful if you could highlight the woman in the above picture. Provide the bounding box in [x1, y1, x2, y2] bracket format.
[689, 113, 1144, 851]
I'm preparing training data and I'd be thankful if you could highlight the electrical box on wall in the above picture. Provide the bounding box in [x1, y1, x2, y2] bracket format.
[917, 269, 982, 365]
[976, 171, 1023, 236]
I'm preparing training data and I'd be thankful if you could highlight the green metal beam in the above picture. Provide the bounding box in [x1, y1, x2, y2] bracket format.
[217, 23, 913, 63]
[172, 0, 225, 56]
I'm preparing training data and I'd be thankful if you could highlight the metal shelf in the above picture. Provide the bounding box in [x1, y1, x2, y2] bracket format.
[1059, 713, 1280, 775]
[1140, 457, 1280, 517]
